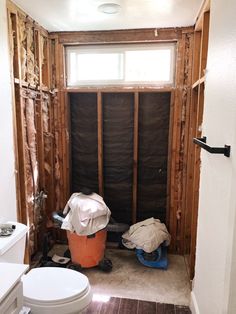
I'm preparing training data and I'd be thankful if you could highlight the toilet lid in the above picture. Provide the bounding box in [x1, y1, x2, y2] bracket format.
[22, 267, 89, 305]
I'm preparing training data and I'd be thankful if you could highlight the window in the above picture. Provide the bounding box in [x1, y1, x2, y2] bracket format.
[66, 43, 176, 87]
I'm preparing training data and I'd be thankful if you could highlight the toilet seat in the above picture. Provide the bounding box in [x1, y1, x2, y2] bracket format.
[22, 267, 92, 314]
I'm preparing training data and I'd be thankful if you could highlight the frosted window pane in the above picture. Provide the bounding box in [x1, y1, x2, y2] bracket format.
[68, 52, 77, 85]
[76, 53, 123, 81]
[125, 50, 171, 82]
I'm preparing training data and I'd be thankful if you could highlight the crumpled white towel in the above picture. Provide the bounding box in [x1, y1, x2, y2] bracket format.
[61, 192, 111, 236]
[122, 217, 171, 253]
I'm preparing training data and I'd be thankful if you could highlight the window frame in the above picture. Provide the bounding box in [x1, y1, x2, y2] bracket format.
[65, 43, 176, 87]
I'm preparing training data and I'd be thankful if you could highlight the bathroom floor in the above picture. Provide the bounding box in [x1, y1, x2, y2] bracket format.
[85, 297, 191, 314]
[48, 245, 191, 307]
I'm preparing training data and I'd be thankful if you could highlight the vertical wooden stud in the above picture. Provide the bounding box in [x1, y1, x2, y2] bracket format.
[192, 32, 202, 83]
[166, 90, 175, 228]
[55, 42, 66, 209]
[97, 92, 104, 197]
[169, 36, 185, 253]
[132, 92, 139, 224]
[200, 11, 210, 78]
[179, 33, 194, 255]
[35, 98, 45, 189]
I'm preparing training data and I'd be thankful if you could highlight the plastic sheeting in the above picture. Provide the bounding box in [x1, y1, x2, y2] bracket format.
[70, 93, 99, 193]
[103, 93, 134, 223]
[137, 92, 171, 223]
[69, 92, 170, 225]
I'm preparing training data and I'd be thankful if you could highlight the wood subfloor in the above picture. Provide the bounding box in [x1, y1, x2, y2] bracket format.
[86, 297, 191, 314]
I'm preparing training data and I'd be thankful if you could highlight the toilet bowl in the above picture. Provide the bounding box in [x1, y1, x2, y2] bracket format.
[0, 222, 92, 314]
[22, 267, 92, 314]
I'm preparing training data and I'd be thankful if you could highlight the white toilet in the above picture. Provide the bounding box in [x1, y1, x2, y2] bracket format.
[0, 222, 92, 314]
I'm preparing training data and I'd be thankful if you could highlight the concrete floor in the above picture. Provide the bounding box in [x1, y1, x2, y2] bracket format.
[49, 246, 191, 306]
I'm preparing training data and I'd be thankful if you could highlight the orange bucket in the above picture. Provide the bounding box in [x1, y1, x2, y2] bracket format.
[67, 229, 107, 268]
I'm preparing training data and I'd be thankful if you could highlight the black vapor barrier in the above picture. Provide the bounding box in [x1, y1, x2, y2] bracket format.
[69, 91, 171, 225]
[137, 92, 171, 223]
[103, 93, 134, 224]
[70, 93, 99, 193]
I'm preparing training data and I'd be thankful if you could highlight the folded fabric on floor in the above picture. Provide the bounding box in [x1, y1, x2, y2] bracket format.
[122, 217, 171, 253]
[61, 192, 111, 235]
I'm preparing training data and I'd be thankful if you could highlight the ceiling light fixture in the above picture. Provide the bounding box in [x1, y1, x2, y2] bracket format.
[98, 1, 121, 14]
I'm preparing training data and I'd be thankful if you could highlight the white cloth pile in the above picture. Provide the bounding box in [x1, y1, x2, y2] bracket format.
[122, 217, 171, 253]
[61, 192, 111, 236]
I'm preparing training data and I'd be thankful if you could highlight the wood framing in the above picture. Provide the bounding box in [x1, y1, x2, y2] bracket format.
[168, 31, 194, 253]
[195, 0, 211, 31]
[199, 12, 210, 78]
[185, 0, 211, 278]
[52, 27, 194, 252]
[7, 0, 198, 259]
[7, 0, 57, 261]
[51, 27, 192, 45]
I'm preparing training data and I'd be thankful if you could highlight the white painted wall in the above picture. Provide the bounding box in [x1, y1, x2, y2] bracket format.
[191, 0, 236, 313]
[0, 0, 17, 221]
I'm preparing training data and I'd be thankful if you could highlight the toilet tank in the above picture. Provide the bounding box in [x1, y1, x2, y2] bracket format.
[0, 222, 28, 263]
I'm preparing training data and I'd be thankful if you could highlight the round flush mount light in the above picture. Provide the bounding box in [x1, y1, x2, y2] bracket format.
[98, 2, 121, 14]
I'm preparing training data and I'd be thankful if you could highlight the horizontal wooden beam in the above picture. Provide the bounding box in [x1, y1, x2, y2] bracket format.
[64, 86, 174, 93]
[50, 27, 194, 45]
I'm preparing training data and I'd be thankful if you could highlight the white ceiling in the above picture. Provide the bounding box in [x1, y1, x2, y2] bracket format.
[13, 0, 203, 32]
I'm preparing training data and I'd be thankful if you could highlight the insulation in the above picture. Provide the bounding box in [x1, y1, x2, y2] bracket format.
[18, 14, 39, 85]
[22, 90, 53, 254]
[18, 14, 27, 81]
[22, 90, 39, 254]
[70, 93, 99, 193]
[26, 22, 39, 85]
[137, 92, 171, 223]
[40, 35, 48, 86]
[42, 93, 54, 215]
[54, 133, 61, 210]
[52, 93, 61, 211]
[40, 35, 45, 66]
[42, 93, 53, 182]
[103, 93, 134, 223]
[9, 14, 14, 62]
[42, 94, 52, 165]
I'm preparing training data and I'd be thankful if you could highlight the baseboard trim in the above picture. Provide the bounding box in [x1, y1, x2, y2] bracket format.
[190, 291, 200, 314]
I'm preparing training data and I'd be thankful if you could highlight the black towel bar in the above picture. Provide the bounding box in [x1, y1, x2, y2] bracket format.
[193, 137, 231, 157]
